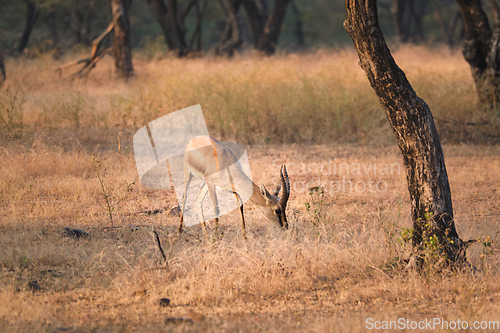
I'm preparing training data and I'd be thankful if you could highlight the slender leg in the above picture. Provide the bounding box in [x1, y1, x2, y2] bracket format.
[178, 172, 193, 235]
[207, 183, 220, 237]
[195, 182, 210, 238]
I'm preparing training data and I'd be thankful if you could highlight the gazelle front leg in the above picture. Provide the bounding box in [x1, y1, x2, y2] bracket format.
[178, 172, 193, 235]
[206, 182, 220, 236]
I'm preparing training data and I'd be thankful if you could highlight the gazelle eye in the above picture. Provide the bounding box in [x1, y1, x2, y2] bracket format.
[275, 208, 281, 215]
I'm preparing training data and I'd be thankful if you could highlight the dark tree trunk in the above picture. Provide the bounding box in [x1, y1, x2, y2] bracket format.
[256, 0, 290, 55]
[17, 0, 39, 55]
[434, 1, 452, 46]
[391, 0, 425, 43]
[144, 0, 188, 56]
[391, 0, 410, 42]
[82, 2, 96, 46]
[188, 0, 208, 51]
[0, 49, 5, 87]
[111, 0, 134, 78]
[218, 0, 288, 56]
[344, 0, 468, 264]
[216, 0, 244, 56]
[241, 0, 267, 47]
[290, 0, 305, 50]
[456, 0, 500, 106]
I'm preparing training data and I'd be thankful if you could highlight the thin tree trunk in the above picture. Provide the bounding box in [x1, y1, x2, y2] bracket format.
[434, 1, 453, 46]
[256, 0, 290, 55]
[111, 0, 134, 78]
[0, 49, 5, 87]
[82, 2, 96, 46]
[290, 0, 305, 50]
[17, 0, 39, 55]
[241, 0, 266, 46]
[391, 0, 410, 43]
[408, 0, 425, 42]
[456, 0, 500, 106]
[144, 0, 188, 56]
[344, 0, 468, 265]
[216, 0, 243, 56]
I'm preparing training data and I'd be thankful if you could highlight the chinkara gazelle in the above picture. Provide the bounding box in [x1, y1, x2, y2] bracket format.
[178, 136, 290, 238]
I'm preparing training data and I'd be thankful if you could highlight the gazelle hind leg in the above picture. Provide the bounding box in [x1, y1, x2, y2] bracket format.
[195, 182, 210, 238]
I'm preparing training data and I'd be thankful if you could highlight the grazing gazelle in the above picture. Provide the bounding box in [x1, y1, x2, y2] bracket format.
[178, 136, 290, 238]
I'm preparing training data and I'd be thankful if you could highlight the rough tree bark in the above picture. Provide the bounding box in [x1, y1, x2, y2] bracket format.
[456, 0, 500, 106]
[17, 0, 39, 55]
[111, 0, 134, 78]
[144, 0, 188, 56]
[344, 0, 469, 265]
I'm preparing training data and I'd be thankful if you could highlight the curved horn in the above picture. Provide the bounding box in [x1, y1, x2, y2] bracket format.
[280, 165, 290, 209]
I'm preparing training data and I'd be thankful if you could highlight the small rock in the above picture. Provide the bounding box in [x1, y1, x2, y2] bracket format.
[28, 280, 41, 292]
[159, 298, 170, 307]
[169, 206, 181, 216]
[140, 209, 162, 216]
[60, 228, 90, 240]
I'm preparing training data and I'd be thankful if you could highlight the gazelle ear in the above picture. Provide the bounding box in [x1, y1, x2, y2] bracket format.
[259, 184, 272, 202]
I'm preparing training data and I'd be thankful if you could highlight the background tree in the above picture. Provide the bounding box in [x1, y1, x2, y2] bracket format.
[217, 0, 290, 56]
[216, 0, 244, 56]
[344, 0, 471, 266]
[456, 0, 500, 106]
[111, 0, 133, 78]
[256, 0, 290, 54]
[0, 48, 5, 87]
[17, 0, 40, 55]
[144, 0, 188, 56]
[391, 0, 425, 43]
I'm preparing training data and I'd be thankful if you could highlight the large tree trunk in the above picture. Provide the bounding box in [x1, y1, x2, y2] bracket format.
[111, 0, 134, 78]
[344, 0, 468, 265]
[17, 0, 39, 55]
[456, 0, 500, 106]
[144, 0, 188, 56]
[256, 0, 290, 55]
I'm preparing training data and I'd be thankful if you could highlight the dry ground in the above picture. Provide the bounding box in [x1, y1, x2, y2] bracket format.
[0, 48, 500, 332]
[1, 142, 499, 332]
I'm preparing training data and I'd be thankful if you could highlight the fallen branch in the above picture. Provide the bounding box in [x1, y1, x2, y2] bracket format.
[56, 21, 114, 79]
[153, 230, 167, 264]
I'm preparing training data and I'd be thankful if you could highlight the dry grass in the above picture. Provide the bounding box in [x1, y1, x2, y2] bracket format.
[1, 48, 500, 332]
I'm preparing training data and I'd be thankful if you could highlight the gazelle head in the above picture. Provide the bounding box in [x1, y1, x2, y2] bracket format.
[258, 165, 290, 229]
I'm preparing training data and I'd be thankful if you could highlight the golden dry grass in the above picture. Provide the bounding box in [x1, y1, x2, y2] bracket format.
[0, 47, 500, 332]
